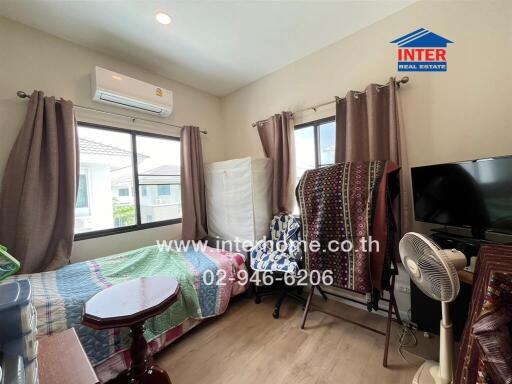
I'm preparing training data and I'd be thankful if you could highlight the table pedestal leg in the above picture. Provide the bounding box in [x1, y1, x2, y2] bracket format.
[125, 322, 172, 384]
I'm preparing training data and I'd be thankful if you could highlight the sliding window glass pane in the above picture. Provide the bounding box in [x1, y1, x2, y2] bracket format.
[319, 120, 335, 166]
[75, 126, 136, 234]
[136, 136, 181, 223]
[294, 126, 316, 185]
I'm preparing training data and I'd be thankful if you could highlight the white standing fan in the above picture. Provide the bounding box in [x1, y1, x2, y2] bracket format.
[399, 232, 467, 384]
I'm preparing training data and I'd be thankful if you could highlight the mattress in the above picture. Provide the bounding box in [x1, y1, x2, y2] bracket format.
[5, 244, 247, 382]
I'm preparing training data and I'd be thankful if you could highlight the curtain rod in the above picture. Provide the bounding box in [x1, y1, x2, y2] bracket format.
[293, 76, 409, 115]
[252, 76, 409, 127]
[16, 91, 207, 135]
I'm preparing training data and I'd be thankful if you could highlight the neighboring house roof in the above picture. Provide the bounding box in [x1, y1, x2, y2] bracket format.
[80, 138, 132, 157]
[390, 28, 453, 48]
[111, 164, 180, 186]
[79, 138, 149, 171]
[139, 164, 180, 176]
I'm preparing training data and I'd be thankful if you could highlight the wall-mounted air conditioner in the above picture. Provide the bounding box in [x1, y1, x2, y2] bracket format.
[91, 66, 173, 117]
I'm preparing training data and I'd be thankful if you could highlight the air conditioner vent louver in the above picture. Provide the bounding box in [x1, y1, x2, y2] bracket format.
[91, 67, 173, 117]
[98, 93, 163, 114]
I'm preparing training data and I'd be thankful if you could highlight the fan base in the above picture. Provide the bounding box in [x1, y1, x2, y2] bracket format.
[412, 360, 450, 384]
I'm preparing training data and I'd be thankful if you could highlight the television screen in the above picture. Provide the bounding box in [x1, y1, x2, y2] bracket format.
[411, 156, 512, 235]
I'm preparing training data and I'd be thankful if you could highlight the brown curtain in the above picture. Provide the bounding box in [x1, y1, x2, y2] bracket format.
[0, 91, 78, 273]
[255, 112, 295, 214]
[180, 125, 207, 241]
[335, 78, 412, 234]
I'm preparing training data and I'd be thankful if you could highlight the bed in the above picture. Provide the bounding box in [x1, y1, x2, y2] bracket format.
[6, 244, 247, 383]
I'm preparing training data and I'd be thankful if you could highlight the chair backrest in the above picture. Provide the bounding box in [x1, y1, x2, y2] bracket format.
[270, 214, 300, 243]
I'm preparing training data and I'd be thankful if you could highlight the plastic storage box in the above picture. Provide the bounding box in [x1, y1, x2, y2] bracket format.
[0, 280, 33, 342]
[0, 279, 39, 384]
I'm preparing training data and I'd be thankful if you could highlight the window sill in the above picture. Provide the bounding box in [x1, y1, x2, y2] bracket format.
[74, 218, 182, 241]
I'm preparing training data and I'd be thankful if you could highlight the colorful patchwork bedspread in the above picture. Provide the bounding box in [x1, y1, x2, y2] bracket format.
[6, 245, 247, 382]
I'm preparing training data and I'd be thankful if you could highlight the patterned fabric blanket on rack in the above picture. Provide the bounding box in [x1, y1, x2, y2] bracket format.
[455, 245, 512, 384]
[296, 160, 399, 294]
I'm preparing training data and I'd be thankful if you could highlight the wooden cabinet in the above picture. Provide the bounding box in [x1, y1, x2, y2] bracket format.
[38, 328, 99, 384]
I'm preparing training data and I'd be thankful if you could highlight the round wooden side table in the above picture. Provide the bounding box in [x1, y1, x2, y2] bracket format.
[82, 277, 180, 384]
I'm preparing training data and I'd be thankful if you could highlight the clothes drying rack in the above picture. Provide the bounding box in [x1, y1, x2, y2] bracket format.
[300, 263, 402, 368]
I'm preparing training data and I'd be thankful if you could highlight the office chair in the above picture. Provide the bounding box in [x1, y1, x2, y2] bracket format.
[250, 213, 306, 318]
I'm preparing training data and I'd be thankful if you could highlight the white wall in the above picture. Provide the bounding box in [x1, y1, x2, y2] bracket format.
[0, 17, 224, 263]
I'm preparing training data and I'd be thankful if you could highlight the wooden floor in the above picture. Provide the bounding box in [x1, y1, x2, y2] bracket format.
[156, 295, 426, 384]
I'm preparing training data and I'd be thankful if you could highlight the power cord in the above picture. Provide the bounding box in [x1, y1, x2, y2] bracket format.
[397, 321, 418, 361]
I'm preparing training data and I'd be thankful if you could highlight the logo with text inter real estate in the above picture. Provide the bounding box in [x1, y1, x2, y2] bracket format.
[390, 28, 453, 72]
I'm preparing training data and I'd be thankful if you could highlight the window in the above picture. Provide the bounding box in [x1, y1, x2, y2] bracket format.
[294, 117, 336, 184]
[76, 173, 90, 217]
[294, 117, 335, 212]
[157, 185, 171, 196]
[74, 123, 181, 239]
[136, 135, 181, 224]
[76, 174, 89, 209]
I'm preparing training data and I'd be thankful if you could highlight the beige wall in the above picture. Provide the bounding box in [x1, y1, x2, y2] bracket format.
[0, 17, 224, 262]
[221, 0, 512, 168]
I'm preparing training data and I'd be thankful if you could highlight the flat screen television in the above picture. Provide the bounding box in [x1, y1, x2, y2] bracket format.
[411, 156, 512, 238]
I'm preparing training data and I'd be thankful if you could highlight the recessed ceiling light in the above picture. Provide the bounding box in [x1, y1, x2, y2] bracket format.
[155, 12, 171, 25]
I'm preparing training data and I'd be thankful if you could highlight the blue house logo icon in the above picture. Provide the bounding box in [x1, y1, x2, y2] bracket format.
[390, 28, 453, 72]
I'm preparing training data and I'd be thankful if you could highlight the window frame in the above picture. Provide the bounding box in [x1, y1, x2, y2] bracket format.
[74, 122, 182, 241]
[294, 116, 336, 169]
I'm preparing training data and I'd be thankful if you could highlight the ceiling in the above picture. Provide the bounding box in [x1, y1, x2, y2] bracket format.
[0, 1, 414, 96]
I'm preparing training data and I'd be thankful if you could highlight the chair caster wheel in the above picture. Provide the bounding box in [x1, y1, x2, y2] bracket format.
[272, 309, 280, 319]
[254, 296, 261, 304]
